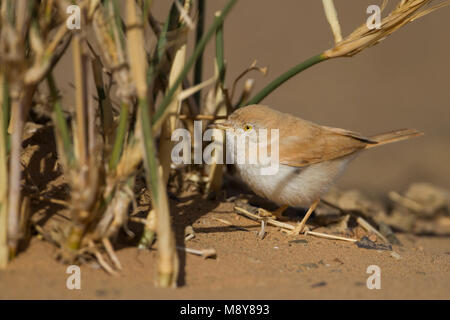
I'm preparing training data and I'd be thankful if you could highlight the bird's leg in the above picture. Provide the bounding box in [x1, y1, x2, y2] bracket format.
[291, 199, 320, 235]
[258, 204, 289, 220]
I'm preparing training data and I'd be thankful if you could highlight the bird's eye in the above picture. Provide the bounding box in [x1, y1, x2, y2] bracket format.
[243, 124, 253, 131]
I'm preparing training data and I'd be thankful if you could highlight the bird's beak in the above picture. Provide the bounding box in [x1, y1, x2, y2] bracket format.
[208, 121, 232, 130]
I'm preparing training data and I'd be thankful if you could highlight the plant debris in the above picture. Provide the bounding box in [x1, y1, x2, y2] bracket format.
[355, 237, 392, 251]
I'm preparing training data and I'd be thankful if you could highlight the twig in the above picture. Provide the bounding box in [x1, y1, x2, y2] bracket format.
[234, 206, 295, 230]
[185, 234, 195, 241]
[29, 194, 70, 207]
[176, 246, 216, 259]
[305, 230, 357, 243]
[258, 220, 266, 239]
[230, 60, 267, 103]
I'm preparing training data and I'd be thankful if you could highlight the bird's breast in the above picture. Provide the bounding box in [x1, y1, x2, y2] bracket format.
[234, 157, 352, 208]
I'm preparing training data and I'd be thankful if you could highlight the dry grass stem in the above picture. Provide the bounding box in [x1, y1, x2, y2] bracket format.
[324, 0, 450, 58]
[102, 237, 122, 270]
[304, 230, 358, 243]
[230, 60, 267, 103]
[126, 0, 178, 287]
[234, 206, 296, 231]
[321, 0, 343, 44]
[89, 241, 119, 276]
[159, 37, 188, 185]
[178, 75, 217, 102]
[177, 246, 217, 259]
[0, 75, 7, 268]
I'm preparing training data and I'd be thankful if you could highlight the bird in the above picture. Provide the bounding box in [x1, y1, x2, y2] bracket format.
[211, 105, 423, 235]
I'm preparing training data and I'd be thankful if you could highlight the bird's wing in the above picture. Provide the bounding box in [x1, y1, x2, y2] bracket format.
[278, 123, 377, 167]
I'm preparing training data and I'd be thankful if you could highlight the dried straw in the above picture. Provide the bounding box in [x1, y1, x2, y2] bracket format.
[324, 0, 450, 58]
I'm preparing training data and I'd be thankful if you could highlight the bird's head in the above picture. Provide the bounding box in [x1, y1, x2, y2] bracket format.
[209, 105, 280, 138]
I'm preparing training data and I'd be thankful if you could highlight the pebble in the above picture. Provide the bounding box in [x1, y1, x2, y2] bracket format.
[416, 271, 426, 275]
[355, 236, 392, 251]
[311, 281, 327, 288]
[89, 262, 101, 270]
[300, 263, 319, 270]
[379, 223, 401, 245]
[288, 239, 308, 245]
[95, 289, 107, 297]
[391, 251, 402, 260]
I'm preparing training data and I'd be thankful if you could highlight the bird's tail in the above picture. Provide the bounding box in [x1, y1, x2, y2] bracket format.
[365, 128, 423, 149]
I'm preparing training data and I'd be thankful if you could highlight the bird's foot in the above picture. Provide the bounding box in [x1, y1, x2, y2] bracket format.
[257, 208, 274, 218]
[290, 224, 311, 236]
[257, 205, 289, 221]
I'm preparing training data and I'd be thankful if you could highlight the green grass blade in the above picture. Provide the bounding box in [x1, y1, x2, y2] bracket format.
[109, 103, 129, 170]
[47, 74, 74, 166]
[243, 53, 328, 107]
[194, 0, 205, 105]
[215, 11, 225, 84]
[139, 98, 159, 201]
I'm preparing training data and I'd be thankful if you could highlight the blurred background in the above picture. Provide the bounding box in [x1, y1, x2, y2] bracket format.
[57, 0, 450, 193]
[201, 0, 450, 193]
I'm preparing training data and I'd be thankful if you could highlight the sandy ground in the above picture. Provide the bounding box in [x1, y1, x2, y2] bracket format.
[1, 1, 450, 300]
[1, 198, 449, 300]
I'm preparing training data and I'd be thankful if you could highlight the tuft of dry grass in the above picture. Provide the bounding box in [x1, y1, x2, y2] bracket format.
[324, 0, 450, 58]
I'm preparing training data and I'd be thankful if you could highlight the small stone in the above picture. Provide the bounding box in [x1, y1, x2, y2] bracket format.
[95, 289, 107, 297]
[311, 281, 327, 288]
[288, 239, 308, 245]
[300, 263, 318, 270]
[330, 269, 342, 273]
[355, 236, 392, 251]
[391, 251, 402, 260]
[379, 223, 401, 245]
[89, 262, 101, 270]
